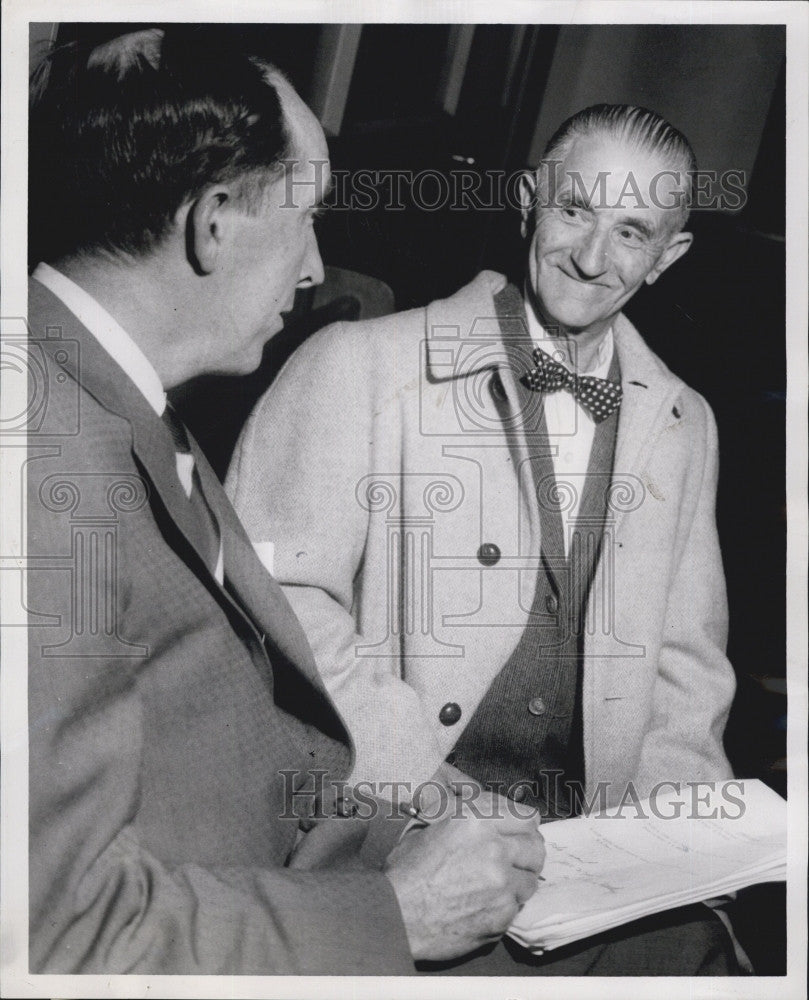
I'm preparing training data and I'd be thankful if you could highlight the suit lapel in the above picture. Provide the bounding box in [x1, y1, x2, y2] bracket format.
[30, 281, 219, 576]
[189, 449, 350, 749]
[189, 439, 320, 678]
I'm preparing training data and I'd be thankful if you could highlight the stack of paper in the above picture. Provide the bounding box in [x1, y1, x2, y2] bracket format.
[508, 779, 787, 953]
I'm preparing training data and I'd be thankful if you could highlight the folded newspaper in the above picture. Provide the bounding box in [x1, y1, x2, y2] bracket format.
[508, 778, 787, 953]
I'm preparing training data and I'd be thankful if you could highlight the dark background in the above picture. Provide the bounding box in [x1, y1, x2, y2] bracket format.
[32, 21, 788, 972]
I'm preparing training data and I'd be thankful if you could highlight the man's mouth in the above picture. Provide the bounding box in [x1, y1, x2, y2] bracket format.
[556, 264, 610, 291]
[556, 265, 609, 288]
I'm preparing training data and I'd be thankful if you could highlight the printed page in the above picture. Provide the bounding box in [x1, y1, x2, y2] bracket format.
[509, 779, 787, 950]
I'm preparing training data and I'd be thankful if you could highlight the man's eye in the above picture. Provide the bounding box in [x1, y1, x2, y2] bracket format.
[561, 206, 583, 221]
[616, 227, 644, 247]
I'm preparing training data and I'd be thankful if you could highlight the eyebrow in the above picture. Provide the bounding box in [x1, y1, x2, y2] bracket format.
[556, 189, 659, 240]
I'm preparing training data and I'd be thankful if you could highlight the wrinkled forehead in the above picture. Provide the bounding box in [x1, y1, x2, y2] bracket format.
[563, 133, 683, 189]
[541, 132, 689, 228]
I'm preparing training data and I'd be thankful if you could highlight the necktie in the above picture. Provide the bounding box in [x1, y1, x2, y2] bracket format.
[523, 346, 623, 423]
[161, 403, 221, 576]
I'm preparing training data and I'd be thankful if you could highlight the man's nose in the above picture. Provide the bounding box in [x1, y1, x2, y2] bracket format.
[297, 231, 325, 289]
[569, 227, 611, 278]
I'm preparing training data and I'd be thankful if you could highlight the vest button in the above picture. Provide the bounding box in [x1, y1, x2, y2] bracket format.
[477, 542, 501, 566]
[511, 784, 527, 802]
[439, 702, 462, 726]
[528, 697, 547, 716]
[545, 593, 559, 614]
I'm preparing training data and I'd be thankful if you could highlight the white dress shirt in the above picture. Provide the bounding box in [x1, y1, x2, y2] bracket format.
[523, 295, 615, 555]
[32, 262, 223, 583]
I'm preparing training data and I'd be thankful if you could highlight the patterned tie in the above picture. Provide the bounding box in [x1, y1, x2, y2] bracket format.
[161, 403, 221, 575]
[523, 345, 623, 423]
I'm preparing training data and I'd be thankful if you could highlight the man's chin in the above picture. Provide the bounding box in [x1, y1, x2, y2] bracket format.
[249, 318, 286, 366]
[538, 308, 595, 335]
[230, 334, 278, 377]
[538, 297, 617, 338]
[221, 317, 287, 376]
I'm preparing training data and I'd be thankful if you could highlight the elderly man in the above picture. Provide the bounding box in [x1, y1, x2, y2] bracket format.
[228, 104, 740, 974]
[25, 27, 546, 975]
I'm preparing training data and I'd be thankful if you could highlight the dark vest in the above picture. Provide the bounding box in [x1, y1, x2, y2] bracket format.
[449, 286, 620, 820]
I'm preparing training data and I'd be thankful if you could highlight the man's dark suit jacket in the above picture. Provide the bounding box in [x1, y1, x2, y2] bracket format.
[26, 278, 413, 974]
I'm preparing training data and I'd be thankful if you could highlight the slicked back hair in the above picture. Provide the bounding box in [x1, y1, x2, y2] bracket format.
[541, 104, 697, 229]
[29, 27, 291, 265]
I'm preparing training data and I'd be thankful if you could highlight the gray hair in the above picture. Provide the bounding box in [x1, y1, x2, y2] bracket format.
[542, 104, 697, 228]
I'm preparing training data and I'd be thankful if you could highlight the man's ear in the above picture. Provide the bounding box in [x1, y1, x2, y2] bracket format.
[518, 170, 538, 239]
[183, 186, 233, 275]
[645, 230, 693, 285]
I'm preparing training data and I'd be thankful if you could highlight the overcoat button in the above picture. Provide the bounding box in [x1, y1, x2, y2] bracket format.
[477, 542, 501, 566]
[545, 594, 558, 614]
[439, 702, 462, 726]
[511, 785, 527, 802]
[528, 697, 547, 716]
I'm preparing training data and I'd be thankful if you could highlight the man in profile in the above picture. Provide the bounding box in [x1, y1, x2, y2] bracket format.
[25, 26, 545, 974]
[229, 104, 741, 973]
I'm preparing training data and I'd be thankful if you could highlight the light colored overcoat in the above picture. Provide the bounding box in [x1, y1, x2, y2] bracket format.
[228, 271, 736, 805]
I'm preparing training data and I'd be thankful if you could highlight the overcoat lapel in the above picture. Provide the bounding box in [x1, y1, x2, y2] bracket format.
[422, 272, 688, 542]
[486, 282, 688, 545]
[610, 314, 685, 534]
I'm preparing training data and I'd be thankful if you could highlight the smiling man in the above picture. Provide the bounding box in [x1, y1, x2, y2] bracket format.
[522, 110, 693, 370]
[229, 104, 741, 974]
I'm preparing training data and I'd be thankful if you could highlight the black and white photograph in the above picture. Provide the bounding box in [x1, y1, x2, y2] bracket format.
[1, 2, 806, 998]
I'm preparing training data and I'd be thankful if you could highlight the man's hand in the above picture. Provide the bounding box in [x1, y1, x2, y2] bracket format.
[408, 761, 485, 820]
[383, 796, 545, 961]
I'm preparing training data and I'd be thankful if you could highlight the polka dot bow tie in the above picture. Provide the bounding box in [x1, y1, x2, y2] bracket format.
[523, 346, 623, 423]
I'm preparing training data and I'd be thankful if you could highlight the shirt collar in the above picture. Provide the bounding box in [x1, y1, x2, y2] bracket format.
[32, 262, 167, 416]
[523, 284, 614, 378]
